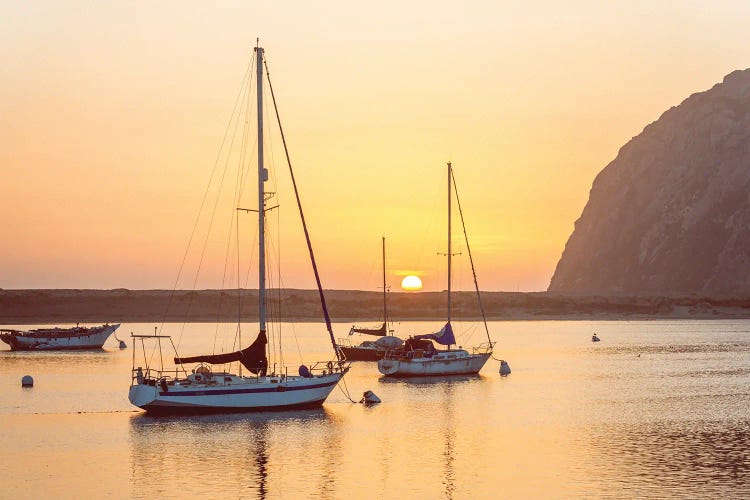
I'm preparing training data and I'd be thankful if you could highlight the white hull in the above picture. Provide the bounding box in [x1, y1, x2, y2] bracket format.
[129, 371, 346, 413]
[0, 324, 120, 350]
[378, 350, 491, 377]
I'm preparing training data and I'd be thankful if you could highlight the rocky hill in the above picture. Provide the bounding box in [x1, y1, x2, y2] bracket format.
[549, 69, 750, 295]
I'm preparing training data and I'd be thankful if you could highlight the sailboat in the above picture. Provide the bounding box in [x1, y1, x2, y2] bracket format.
[0, 323, 120, 351]
[377, 162, 494, 376]
[128, 44, 349, 413]
[337, 237, 403, 361]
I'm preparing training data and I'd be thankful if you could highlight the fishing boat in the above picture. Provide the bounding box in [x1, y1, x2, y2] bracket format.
[0, 323, 120, 351]
[378, 162, 494, 377]
[128, 44, 349, 414]
[337, 237, 403, 361]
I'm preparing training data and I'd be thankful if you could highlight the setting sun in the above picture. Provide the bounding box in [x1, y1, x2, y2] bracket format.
[401, 275, 423, 291]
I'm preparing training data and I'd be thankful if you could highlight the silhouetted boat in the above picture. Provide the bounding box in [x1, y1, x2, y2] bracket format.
[378, 162, 495, 377]
[128, 43, 349, 413]
[0, 323, 120, 351]
[337, 237, 403, 361]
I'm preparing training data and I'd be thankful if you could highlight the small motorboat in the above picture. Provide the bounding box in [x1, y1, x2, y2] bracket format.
[591, 333, 601, 342]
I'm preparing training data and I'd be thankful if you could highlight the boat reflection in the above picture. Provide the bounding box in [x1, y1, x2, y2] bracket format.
[0, 348, 116, 367]
[440, 382, 457, 499]
[128, 408, 343, 498]
[378, 373, 485, 386]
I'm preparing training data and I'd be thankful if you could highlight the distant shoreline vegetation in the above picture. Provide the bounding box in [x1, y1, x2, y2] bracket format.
[1, 289, 749, 324]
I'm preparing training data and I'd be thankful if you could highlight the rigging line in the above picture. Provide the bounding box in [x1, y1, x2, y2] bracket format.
[336, 376, 358, 404]
[147, 53, 254, 371]
[262, 94, 283, 367]
[264, 223, 278, 364]
[275, 207, 284, 366]
[229, 226, 257, 357]
[158, 57, 254, 336]
[233, 57, 258, 374]
[175, 66, 254, 351]
[263, 56, 342, 362]
[267, 215, 286, 368]
[213, 75, 254, 355]
[265, 224, 277, 368]
[272, 260, 304, 362]
[263, 80, 285, 368]
[175, 60, 256, 354]
[450, 167, 493, 346]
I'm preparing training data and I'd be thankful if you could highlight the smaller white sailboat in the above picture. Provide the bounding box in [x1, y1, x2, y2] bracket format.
[0, 323, 120, 351]
[378, 162, 494, 377]
[128, 44, 349, 413]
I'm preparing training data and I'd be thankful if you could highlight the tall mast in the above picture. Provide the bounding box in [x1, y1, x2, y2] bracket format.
[447, 162, 452, 323]
[382, 236, 387, 327]
[255, 45, 266, 334]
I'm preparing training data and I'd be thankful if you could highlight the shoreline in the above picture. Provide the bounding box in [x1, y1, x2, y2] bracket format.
[2, 288, 750, 324]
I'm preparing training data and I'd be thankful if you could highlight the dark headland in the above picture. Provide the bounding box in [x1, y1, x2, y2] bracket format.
[1, 288, 750, 324]
[550, 69, 750, 295]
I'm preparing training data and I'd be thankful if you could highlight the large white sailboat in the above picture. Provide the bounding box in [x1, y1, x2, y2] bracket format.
[378, 162, 494, 377]
[128, 44, 349, 413]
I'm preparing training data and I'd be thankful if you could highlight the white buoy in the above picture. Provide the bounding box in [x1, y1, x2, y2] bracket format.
[21, 375, 34, 387]
[360, 390, 381, 404]
[118, 340, 127, 349]
[499, 360, 511, 376]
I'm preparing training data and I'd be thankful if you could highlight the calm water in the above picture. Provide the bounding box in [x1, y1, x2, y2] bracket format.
[1, 320, 749, 498]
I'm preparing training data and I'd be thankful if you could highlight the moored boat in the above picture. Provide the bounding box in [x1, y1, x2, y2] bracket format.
[337, 237, 404, 361]
[0, 323, 120, 351]
[128, 43, 349, 414]
[338, 334, 404, 361]
[377, 162, 495, 377]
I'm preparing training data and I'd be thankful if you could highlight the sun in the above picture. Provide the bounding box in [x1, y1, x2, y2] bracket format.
[401, 275, 423, 291]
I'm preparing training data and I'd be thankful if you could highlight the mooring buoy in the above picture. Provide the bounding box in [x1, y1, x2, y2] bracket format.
[21, 375, 34, 387]
[360, 390, 381, 404]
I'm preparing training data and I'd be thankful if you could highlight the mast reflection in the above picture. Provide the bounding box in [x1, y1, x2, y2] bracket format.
[128, 408, 339, 498]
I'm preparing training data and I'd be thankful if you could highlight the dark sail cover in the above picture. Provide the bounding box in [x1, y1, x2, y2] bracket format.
[174, 330, 268, 375]
[349, 322, 387, 337]
[413, 322, 456, 346]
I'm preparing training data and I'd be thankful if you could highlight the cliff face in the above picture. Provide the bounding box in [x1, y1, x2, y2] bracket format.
[549, 69, 750, 295]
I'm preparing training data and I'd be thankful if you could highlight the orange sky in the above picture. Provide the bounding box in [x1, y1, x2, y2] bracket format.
[2, 1, 750, 292]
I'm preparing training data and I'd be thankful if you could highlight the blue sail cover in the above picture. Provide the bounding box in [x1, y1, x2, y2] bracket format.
[413, 322, 456, 346]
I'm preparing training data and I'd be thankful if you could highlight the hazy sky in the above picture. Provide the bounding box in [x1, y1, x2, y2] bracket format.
[2, 1, 750, 292]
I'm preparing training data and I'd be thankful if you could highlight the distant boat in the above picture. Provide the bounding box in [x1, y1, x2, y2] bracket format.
[127, 43, 349, 414]
[0, 323, 120, 351]
[592, 334, 601, 342]
[337, 237, 404, 361]
[378, 162, 495, 377]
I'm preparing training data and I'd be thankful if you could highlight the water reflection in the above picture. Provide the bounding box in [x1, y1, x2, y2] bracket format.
[128, 409, 342, 498]
[3, 320, 749, 497]
[441, 382, 457, 500]
[578, 420, 750, 496]
[594, 342, 750, 355]
[378, 374, 484, 386]
[376, 375, 479, 498]
[0, 349, 115, 367]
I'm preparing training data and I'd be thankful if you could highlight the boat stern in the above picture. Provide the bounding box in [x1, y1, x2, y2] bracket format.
[377, 359, 400, 375]
[129, 383, 158, 409]
[0, 331, 14, 348]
